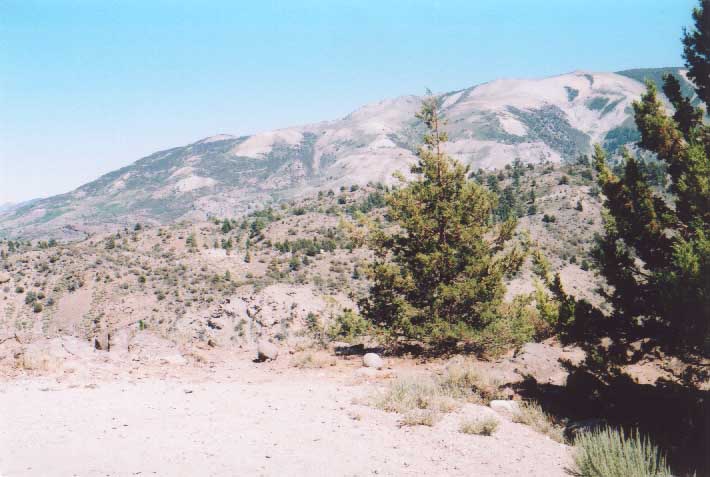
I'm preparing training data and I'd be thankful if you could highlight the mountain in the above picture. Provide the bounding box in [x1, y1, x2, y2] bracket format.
[0, 68, 693, 240]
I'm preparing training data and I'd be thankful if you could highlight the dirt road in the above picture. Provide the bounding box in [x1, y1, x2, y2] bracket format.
[0, 352, 571, 476]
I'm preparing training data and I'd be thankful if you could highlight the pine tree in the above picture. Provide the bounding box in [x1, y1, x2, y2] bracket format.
[360, 96, 524, 342]
[591, 0, 710, 354]
[682, 0, 710, 107]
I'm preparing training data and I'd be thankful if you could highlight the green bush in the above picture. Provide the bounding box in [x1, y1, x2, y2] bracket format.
[327, 309, 369, 342]
[25, 291, 37, 305]
[467, 294, 550, 357]
[573, 427, 671, 477]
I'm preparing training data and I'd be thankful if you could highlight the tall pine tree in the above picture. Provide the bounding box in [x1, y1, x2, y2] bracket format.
[361, 96, 524, 342]
[683, 0, 710, 107]
[592, 0, 710, 355]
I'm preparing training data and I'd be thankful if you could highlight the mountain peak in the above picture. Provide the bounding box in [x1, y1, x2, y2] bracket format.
[0, 67, 692, 240]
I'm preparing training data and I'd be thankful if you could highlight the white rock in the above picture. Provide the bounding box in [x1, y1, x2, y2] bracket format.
[362, 353, 383, 369]
[490, 400, 520, 415]
[257, 340, 279, 361]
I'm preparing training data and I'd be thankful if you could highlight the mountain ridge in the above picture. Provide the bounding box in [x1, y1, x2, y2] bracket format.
[0, 67, 693, 240]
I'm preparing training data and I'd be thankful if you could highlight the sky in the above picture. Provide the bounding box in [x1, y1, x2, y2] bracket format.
[0, 0, 698, 203]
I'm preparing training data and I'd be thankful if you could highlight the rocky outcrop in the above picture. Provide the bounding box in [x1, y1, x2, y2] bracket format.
[487, 340, 585, 388]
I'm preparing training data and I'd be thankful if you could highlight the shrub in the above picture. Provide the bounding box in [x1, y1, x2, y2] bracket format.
[573, 427, 671, 477]
[512, 401, 565, 443]
[370, 376, 452, 414]
[439, 361, 505, 404]
[305, 312, 322, 335]
[25, 291, 37, 305]
[401, 410, 439, 427]
[326, 309, 370, 342]
[369, 362, 502, 415]
[291, 352, 335, 369]
[33, 302, 43, 313]
[459, 416, 499, 436]
[469, 295, 548, 357]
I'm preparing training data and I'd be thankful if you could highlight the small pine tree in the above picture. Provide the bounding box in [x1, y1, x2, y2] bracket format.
[288, 255, 301, 271]
[186, 233, 198, 251]
[361, 95, 524, 342]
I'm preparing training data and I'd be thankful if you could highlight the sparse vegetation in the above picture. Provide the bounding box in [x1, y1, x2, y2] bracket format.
[326, 308, 370, 342]
[573, 427, 671, 477]
[512, 401, 565, 443]
[290, 352, 336, 368]
[459, 416, 499, 436]
[369, 362, 503, 418]
[400, 409, 440, 427]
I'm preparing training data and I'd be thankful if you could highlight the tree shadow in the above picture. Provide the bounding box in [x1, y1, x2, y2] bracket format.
[512, 364, 709, 476]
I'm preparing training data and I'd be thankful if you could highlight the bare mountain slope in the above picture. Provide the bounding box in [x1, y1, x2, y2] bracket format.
[0, 68, 689, 239]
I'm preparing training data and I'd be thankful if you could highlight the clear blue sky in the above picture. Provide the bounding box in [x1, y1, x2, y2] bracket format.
[0, 0, 698, 203]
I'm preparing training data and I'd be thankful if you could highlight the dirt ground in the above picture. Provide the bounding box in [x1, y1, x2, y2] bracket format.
[0, 345, 571, 477]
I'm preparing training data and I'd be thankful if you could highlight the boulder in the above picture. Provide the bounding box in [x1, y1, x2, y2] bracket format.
[362, 353, 383, 369]
[490, 400, 520, 415]
[257, 340, 279, 361]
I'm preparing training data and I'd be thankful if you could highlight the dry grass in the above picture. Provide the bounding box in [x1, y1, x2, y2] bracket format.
[512, 400, 566, 443]
[368, 361, 504, 424]
[459, 416, 499, 436]
[438, 361, 505, 404]
[369, 376, 449, 413]
[290, 352, 336, 368]
[400, 409, 440, 427]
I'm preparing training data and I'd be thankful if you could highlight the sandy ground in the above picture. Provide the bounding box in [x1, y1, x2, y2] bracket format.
[0, 351, 571, 477]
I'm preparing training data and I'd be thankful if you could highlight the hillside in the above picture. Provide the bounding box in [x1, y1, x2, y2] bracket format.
[0, 68, 692, 240]
[0, 159, 606, 355]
